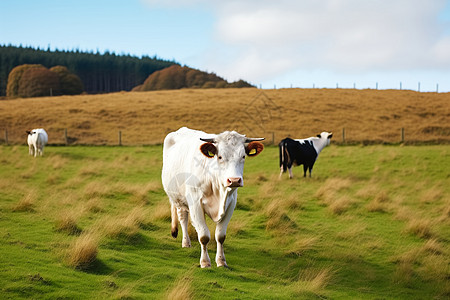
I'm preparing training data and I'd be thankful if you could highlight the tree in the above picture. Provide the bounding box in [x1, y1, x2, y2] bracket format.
[18, 66, 60, 98]
[50, 66, 84, 95]
[6, 64, 43, 97]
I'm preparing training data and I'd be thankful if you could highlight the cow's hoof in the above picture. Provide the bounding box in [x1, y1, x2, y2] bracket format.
[216, 261, 228, 268]
[200, 261, 211, 268]
[182, 243, 191, 248]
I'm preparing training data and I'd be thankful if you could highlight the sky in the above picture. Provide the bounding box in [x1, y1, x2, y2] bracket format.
[1, 0, 450, 92]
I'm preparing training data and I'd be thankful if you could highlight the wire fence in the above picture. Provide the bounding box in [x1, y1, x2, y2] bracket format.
[263, 82, 444, 93]
[2, 127, 446, 147]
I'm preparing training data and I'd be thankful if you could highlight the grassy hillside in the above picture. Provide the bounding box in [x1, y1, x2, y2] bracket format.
[0, 145, 448, 299]
[0, 88, 449, 145]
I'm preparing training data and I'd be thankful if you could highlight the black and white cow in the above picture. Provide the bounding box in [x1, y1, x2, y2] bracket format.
[279, 132, 333, 179]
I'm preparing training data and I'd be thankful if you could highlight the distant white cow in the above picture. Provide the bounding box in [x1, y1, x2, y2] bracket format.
[161, 127, 264, 268]
[26, 128, 48, 157]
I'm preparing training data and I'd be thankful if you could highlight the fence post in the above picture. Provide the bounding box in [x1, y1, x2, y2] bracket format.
[4, 129, 8, 145]
[64, 128, 68, 145]
[401, 128, 405, 143]
[342, 128, 346, 144]
[118, 131, 122, 146]
[272, 132, 275, 145]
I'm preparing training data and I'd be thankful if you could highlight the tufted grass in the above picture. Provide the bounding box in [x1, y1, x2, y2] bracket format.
[0, 144, 448, 299]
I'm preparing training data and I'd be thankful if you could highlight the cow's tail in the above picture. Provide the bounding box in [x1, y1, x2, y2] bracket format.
[279, 140, 288, 173]
[170, 203, 178, 238]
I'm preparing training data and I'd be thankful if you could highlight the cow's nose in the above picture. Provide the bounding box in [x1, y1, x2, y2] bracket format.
[226, 177, 243, 187]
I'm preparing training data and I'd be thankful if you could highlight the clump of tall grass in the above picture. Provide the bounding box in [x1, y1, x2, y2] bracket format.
[264, 198, 297, 233]
[83, 197, 104, 213]
[366, 191, 390, 213]
[328, 195, 353, 215]
[98, 206, 147, 239]
[292, 267, 333, 297]
[420, 186, 443, 204]
[285, 236, 318, 257]
[150, 200, 171, 221]
[166, 275, 193, 300]
[12, 191, 36, 212]
[83, 181, 112, 198]
[422, 238, 444, 255]
[315, 178, 352, 202]
[66, 232, 99, 270]
[55, 211, 82, 235]
[405, 218, 434, 239]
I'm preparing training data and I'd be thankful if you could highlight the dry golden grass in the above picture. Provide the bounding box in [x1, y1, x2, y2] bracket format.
[12, 191, 36, 212]
[150, 200, 171, 221]
[420, 186, 444, 204]
[336, 223, 367, 240]
[285, 236, 318, 256]
[366, 191, 390, 213]
[1, 88, 449, 145]
[328, 195, 353, 215]
[166, 275, 193, 300]
[293, 267, 333, 296]
[315, 178, 354, 214]
[54, 211, 82, 235]
[315, 178, 353, 201]
[405, 218, 434, 239]
[97, 206, 148, 238]
[83, 197, 104, 213]
[66, 232, 99, 269]
[422, 238, 444, 255]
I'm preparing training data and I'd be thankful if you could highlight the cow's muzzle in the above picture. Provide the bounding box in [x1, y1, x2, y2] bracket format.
[226, 177, 243, 187]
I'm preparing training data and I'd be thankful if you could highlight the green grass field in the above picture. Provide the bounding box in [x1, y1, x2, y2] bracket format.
[0, 145, 448, 299]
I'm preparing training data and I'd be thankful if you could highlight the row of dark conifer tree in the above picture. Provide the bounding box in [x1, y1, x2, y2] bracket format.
[0, 45, 176, 96]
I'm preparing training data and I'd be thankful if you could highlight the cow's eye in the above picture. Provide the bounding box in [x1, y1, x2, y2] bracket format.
[218, 156, 222, 160]
[242, 156, 245, 159]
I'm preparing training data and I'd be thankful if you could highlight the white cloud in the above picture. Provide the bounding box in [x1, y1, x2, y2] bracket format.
[141, 0, 450, 87]
[207, 0, 450, 82]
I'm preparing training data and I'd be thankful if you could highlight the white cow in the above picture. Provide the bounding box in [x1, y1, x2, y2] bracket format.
[26, 128, 48, 157]
[161, 127, 264, 268]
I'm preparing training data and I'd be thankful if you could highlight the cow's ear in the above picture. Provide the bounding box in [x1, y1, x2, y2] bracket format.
[317, 134, 321, 138]
[246, 141, 264, 157]
[328, 133, 333, 139]
[200, 142, 217, 158]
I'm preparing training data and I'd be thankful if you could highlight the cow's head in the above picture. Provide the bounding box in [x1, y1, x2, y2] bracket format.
[200, 131, 264, 188]
[317, 132, 333, 146]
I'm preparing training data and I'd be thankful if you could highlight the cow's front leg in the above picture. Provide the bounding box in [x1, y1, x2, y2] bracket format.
[188, 195, 211, 268]
[215, 199, 236, 267]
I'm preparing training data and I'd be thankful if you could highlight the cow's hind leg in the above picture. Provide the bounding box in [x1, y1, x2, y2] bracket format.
[303, 165, 308, 177]
[170, 203, 178, 238]
[177, 207, 191, 248]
